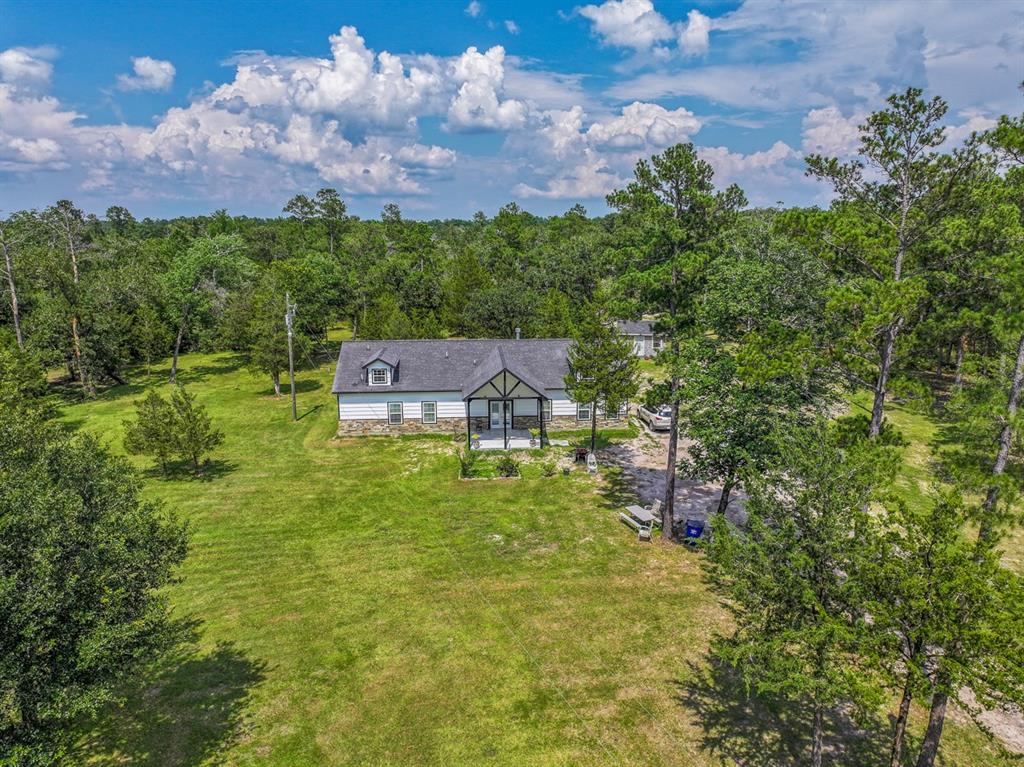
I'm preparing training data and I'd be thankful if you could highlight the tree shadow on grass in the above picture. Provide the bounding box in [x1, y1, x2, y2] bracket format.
[53, 357, 249, 406]
[74, 619, 267, 767]
[676, 658, 890, 767]
[140, 459, 238, 483]
[596, 464, 640, 510]
[255, 377, 324, 398]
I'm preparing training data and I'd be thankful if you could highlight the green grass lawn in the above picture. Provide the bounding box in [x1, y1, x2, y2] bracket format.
[61, 354, 1015, 766]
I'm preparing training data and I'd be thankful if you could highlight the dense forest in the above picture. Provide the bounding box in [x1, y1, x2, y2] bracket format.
[0, 192, 616, 394]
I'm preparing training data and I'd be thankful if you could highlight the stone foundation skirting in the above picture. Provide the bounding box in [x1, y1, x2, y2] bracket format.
[336, 416, 465, 437]
[336, 412, 627, 437]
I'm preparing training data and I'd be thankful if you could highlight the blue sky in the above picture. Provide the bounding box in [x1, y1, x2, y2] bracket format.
[0, 0, 1020, 220]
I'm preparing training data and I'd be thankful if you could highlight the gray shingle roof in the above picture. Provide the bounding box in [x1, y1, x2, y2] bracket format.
[332, 338, 572, 396]
[615, 319, 654, 335]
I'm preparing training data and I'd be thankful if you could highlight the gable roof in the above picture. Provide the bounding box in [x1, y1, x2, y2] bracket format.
[362, 347, 399, 368]
[459, 346, 549, 399]
[332, 338, 572, 395]
[615, 319, 654, 335]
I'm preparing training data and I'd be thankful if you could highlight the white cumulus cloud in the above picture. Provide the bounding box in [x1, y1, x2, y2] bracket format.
[586, 101, 700, 149]
[465, 0, 482, 18]
[116, 56, 176, 92]
[446, 46, 527, 132]
[504, 20, 520, 35]
[0, 46, 58, 87]
[577, 0, 673, 52]
[677, 10, 711, 57]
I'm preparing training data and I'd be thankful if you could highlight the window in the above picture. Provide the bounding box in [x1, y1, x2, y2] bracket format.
[542, 399, 552, 422]
[653, 337, 664, 352]
[370, 367, 390, 385]
[577, 402, 592, 421]
[421, 401, 437, 424]
[387, 402, 403, 425]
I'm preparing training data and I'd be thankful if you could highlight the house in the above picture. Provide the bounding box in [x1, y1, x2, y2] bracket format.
[331, 338, 627, 448]
[615, 320, 663, 358]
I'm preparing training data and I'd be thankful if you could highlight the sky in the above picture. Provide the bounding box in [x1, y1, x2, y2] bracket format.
[0, 0, 1021, 220]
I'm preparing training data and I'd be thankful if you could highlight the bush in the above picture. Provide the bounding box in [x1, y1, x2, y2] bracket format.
[123, 386, 223, 475]
[495, 455, 520, 478]
[540, 460, 557, 477]
[458, 448, 479, 478]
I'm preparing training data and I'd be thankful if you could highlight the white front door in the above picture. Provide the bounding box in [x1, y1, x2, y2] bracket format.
[489, 400, 511, 428]
[633, 337, 644, 356]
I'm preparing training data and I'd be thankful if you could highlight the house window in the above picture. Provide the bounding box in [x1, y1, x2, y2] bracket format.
[422, 401, 437, 424]
[577, 402, 592, 421]
[542, 400, 552, 422]
[387, 402, 403, 425]
[653, 337, 663, 352]
[370, 367, 390, 385]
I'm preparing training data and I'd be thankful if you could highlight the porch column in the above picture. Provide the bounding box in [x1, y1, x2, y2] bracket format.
[503, 400, 508, 450]
[466, 398, 472, 448]
[538, 396, 546, 447]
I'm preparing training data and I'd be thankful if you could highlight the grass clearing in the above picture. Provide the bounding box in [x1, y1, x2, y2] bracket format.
[62, 354, 1016, 765]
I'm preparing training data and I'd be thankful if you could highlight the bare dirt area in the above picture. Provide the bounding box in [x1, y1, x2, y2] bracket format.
[600, 424, 748, 527]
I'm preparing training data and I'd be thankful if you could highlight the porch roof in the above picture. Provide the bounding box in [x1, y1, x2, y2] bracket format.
[460, 347, 548, 400]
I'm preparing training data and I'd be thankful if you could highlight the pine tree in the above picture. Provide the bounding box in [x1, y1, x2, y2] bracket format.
[168, 386, 223, 473]
[564, 301, 639, 454]
[705, 421, 897, 767]
[608, 143, 745, 538]
[123, 390, 176, 475]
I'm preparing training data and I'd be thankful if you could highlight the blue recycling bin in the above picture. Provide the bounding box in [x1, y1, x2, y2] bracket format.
[684, 518, 705, 543]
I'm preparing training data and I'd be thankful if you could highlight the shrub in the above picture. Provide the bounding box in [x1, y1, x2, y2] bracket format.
[495, 455, 520, 478]
[459, 448, 479, 478]
[540, 460, 557, 477]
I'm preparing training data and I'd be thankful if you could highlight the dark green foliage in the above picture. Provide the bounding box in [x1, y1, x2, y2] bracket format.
[169, 386, 224, 472]
[123, 391, 177, 475]
[564, 300, 639, 452]
[122, 387, 223, 474]
[0, 410, 189, 763]
[706, 421, 898, 767]
[495, 455, 520, 478]
[0, 330, 50, 416]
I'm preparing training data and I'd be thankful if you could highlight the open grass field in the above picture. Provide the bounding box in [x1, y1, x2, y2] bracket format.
[59, 350, 1017, 766]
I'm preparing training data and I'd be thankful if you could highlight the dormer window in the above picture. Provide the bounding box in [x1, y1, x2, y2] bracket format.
[369, 367, 390, 386]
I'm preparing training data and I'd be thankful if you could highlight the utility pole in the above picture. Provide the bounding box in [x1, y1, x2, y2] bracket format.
[285, 292, 297, 421]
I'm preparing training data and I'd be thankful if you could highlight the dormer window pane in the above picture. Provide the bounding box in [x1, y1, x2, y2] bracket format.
[370, 368, 389, 385]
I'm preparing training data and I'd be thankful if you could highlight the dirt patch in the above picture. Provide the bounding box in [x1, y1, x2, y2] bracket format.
[952, 688, 1024, 754]
[599, 426, 747, 526]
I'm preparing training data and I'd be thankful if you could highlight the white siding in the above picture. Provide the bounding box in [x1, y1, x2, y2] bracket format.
[547, 389, 578, 417]
[339, 391, 468, 421]
[338, 390, 565, 421]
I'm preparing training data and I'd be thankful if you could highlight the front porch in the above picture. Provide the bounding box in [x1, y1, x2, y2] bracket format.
[473, 428, 535, 450]
[462, 346, 552, 450]
[471, 429, 570, 450]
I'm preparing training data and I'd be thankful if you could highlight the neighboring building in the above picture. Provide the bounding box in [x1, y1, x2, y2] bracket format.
[615, 320, 663, 358]
[331, 338, 626, 447]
